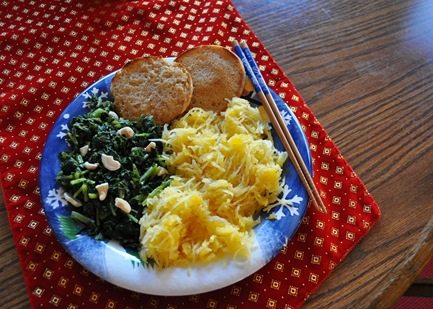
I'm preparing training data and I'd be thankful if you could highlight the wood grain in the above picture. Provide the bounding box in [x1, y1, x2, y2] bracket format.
[0, 194, 30, 308]
[233, 0, 433, 308]
[1, 0, 433, 308]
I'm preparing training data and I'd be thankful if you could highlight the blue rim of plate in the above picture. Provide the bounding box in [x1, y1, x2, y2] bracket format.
[39, 62, 312, 296]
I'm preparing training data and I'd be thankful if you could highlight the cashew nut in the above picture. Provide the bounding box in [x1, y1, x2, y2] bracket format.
[63, 192, 82, 207]
[83, 162, 99, 170]
[108, 111, 119, 119]
[95, 182, 109, 201]
[101, 154, 121, 171]
[144, 142, 156, 152]
[157, 166, 168, 176]
[117, 126, 134, 139]
[115, 197, 131, 214]
[79, 145, 89, 156]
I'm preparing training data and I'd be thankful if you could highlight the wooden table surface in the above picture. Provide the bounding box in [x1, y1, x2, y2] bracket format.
[1, 0, 433, 308]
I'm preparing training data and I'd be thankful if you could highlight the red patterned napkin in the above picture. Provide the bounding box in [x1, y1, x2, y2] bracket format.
[0, 1, 380, 308]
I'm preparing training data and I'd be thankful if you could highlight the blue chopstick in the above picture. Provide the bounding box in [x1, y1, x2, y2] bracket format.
[240, 44, 270, 95]
[232, 39, 327, 213]
[232, 44, 262, 94]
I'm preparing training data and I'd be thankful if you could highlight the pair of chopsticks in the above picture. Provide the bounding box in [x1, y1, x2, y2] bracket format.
[233, 40, 327, 214]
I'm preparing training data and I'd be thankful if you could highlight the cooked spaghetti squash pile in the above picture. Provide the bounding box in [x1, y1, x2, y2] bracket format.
[139, 98, 287, 267]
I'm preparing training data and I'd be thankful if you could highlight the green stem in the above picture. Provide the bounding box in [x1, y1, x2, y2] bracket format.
[76, 154, 84, 164]
[88, 193, 98, 199]
[73, 184, 85, 198]
[109, 201, 117, 216]
[71, 178, 87, 185]
[140, 163, 158, 184]
[147, 180, 170, 199]
[82, 184, 88, 202]
[70, 211, 94, 226]
[57, 174, 74, 180]
[128, 214, 139, 224]
[91, 108, 105, 118]
[135, 132, 151, 138]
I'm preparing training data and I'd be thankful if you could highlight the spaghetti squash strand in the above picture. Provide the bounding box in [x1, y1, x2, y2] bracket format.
[139, 98, 286, 267]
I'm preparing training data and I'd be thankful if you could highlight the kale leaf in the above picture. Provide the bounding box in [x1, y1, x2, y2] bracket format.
[57, 93, 168, 251]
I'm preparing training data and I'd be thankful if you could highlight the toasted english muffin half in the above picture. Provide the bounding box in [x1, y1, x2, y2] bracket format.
[111, 57, 193, 124]
[175, 45, 246, 112]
